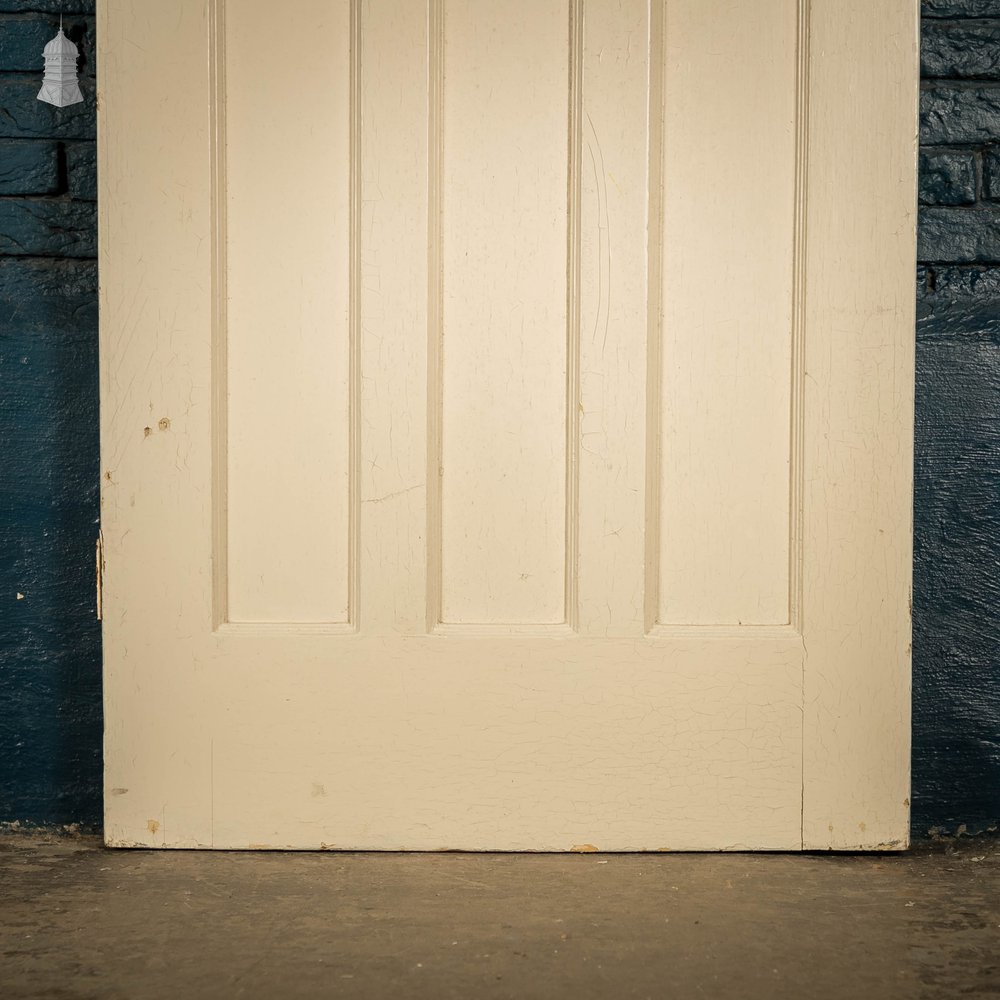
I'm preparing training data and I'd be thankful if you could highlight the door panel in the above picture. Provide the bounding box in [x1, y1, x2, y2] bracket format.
[99, 0, 917, 850]
[657, 0, 797, 627]
[439, 0, 570, 626]
[226, 0, 354, 624]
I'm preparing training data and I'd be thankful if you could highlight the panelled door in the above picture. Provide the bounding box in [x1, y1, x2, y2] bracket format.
[99, 0, 917, 850]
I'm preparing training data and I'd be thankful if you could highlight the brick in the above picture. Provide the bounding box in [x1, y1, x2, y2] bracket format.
[983, 146, 1000, 199]
[0, 257, 97, 335]
[0, 139, 58, 194]
[0, 15, 48, 72]
[912, 332, 1000, 834]
[925, 264, 1000, 301]
[919, 150, 977, 205]
[919, 206, 1000, 262]
[917, 287, 1000, 342]
[0, 327, 99, 524]
[921, 85, 1000, 145]
[0, 14, 95, 76]
[922, 21, 1000, 79]
[917, 265, 1000, 338]
[0, 262, 99, 560]
[0, 75, 94, 140]
[65, 142, 95, 200]
[0, 1, 94, 12]
[0, 199, 96, 258]
[77, 19, 94, 77]
[922, 0, 1000, 15]
[0, 617, 103, 828]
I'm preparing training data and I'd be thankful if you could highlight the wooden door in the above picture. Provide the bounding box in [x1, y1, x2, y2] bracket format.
[98, 0, 918, 850]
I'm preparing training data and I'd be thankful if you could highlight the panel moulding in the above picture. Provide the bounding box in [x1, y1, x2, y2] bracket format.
[427, 0, 584, 635]
[645, 0, 808, 637]
[210, 0, 361, 633]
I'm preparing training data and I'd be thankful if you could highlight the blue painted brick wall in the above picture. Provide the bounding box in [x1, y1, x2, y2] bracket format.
[0, 1, 998, 835]
[916, 0, 1000, 835]
[0, 0, 100, 828]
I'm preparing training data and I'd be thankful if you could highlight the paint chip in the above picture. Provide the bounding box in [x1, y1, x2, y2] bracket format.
[158, 417, 170, 431]
[16, 592, 24, 600]
[146, 819, 160, 835]
[571, 844, 599, 853]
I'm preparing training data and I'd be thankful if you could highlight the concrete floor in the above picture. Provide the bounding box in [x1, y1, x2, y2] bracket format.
[1, 833, 998, 1000]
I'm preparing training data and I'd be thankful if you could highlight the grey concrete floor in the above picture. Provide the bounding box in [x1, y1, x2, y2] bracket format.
[1, 833, 998, 1000]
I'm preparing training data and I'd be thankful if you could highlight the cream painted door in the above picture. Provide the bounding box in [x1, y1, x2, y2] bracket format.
[99, 0, 917, 850]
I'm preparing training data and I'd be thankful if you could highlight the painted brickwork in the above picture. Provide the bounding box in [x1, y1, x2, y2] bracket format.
[0, 0, 100, 827]
[0, 1, 997, 835]
[916, 0, 1000, 834]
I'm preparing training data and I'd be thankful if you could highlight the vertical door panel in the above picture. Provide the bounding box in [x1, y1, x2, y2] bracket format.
[358, 1, 430, 635]
[656, 0, 798, 627]
[226, 0, 354, 623]
[575, 0, 651, 637]
[437, 0, 570, 626]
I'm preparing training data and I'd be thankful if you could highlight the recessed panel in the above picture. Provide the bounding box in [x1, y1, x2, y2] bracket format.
[225, 0, 353, 623]
[657, 0, 797, 626]
[438, 0, 570, 625]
